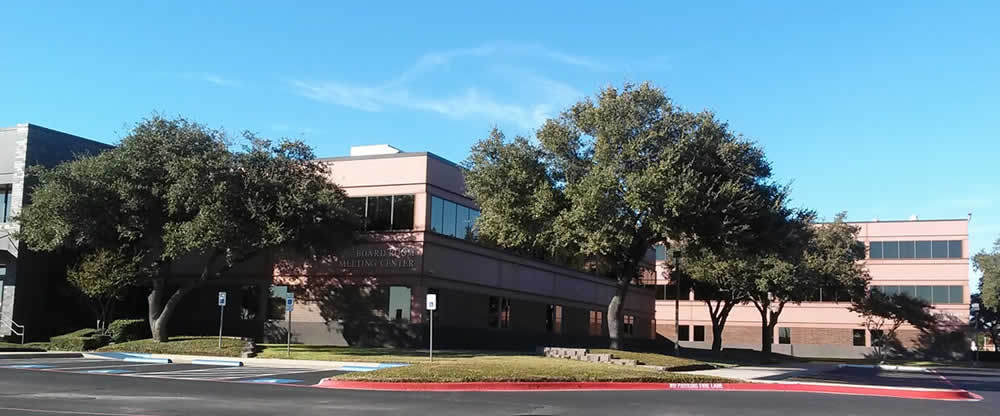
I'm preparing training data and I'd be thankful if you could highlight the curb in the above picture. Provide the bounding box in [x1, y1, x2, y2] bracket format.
[314, 380, 981, 401]
[191, 359, 243, 367]
[837, 364, 930, 373]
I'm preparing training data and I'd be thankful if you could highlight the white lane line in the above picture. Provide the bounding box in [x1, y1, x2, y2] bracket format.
[128, 367, 329, 380]
[48, 363, 169, 371]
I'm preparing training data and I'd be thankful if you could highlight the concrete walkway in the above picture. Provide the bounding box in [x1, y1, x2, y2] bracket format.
[687, 363, 838, 381]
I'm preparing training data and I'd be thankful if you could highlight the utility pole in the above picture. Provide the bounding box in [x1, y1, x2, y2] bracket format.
[673, 252, 682, 357]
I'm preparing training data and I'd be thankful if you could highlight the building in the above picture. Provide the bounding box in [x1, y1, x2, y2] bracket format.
[654, 218, 971, 358]
[271, 145, 657, 349]
[1, 124, 111, 340]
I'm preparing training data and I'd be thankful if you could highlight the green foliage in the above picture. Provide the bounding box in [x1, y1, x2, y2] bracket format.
[975, 239, 1000, 310]
[49, 328, 110, 351]
[17, 116, 360, 341]
[96, 336, 247, 357]
[107, 319, 151, 343]
[68, 250, 143, 299]
[851, 290, 936, 360]
[463, 83, 778, 348]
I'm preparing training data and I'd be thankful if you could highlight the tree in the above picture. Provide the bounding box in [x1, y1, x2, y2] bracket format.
[18, 116, 358, 341]
[464, 82, 775, 349]
[850, 291, 935, 361]
[67, 249, 145, 331]
[975, 238, 1000, 310]
[971, 293, 1000, 352]
[742, 212, 869, 360]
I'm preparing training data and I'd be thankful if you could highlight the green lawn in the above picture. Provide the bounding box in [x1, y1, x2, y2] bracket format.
[256, 344, 523, 363]
[97, 336, 246, 357]
[332, 355, 731, 383]
[0, 342, 49, 351]
[256, 345, 728, 383]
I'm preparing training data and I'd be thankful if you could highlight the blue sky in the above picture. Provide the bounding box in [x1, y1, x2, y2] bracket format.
[2, 1, 997, 286]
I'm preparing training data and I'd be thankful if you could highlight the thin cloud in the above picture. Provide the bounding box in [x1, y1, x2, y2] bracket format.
[289, 42, 602, 129]
[179, 72, 241, 87]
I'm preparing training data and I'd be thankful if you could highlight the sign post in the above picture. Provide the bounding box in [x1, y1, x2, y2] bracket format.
[286, 294, 294, 357]
[426, 293, 437, 362]
[972, 302, 981, 365]
[217, 291, 227, 349]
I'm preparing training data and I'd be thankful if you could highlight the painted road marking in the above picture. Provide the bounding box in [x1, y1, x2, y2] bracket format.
[131, 366, 327, 380]
[46, 363, 167, 371]
[4, 364, 52, 369]
[83, 369, 133, 374]
[243, 378, 304, 384]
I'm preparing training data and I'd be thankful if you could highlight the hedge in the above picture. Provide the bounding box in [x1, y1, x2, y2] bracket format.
[107, 319, 150, 343]
[49, 328, 110, 351]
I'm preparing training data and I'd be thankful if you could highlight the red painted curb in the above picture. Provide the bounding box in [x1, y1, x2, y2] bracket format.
[315, 380, 980, 401]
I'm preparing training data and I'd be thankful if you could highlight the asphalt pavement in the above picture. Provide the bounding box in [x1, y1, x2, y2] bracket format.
[0, 357, 997, 415]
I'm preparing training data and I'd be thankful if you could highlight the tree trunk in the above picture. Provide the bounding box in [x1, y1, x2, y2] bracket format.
[707, 301, 734, 352]
[607, 277, 629, 350]
[148, 279, 196, 342]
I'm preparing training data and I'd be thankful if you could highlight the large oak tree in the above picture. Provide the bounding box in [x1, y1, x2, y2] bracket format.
[18, 116, 358, 341]
[464, 82, 776, 349]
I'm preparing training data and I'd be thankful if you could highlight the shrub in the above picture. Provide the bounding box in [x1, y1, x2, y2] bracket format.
[107, 319, 150, 343]
[49, 328, 110, 351]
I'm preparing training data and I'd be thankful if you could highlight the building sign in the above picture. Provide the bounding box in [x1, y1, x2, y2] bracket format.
[336, 247, 419, 270]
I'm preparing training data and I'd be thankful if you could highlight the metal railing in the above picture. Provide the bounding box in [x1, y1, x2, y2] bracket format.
[1, 319, 24, 344]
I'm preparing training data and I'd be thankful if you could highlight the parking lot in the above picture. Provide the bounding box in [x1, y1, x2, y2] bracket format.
[0, 356, 349, 385]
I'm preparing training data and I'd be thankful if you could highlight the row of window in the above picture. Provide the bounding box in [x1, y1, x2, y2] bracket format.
[346, 195, 415, 231]
[677, 326, 889, 346]
[868, 240, 962, 259]
[429, 196, 480, 240]
[872, 285, 964, 304]
[678, 325, 706, 342]
[1, 186, 11, 223]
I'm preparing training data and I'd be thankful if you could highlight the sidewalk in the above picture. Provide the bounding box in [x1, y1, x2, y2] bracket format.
[685, 362, 838, 381]
[81, 352, 408, 371]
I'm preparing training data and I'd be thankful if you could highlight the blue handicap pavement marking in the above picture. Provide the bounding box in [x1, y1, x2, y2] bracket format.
[83, 369, 133, 374]
[89, 352, 153, 360]
[244, 378, 303, 384]
[5, 364, 51, 369]
[339, 363, 409, 372]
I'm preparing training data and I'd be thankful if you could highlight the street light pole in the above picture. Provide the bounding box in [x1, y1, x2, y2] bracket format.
[673, 252, 681, 357]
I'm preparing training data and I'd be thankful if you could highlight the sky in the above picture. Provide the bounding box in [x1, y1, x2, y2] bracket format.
[1, 1, 997, 287]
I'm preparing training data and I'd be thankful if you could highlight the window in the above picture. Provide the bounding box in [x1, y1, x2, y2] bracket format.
[853, 329, 866, 346]
[0, 264, 6, 276]
[267, 285, 288, 320]
[869, 242, 882, 259]
[623, 315, 634, 336]
[678, 325, 690, 341]
[917, 286, 933, 303]
[932, 241, 948, 259]
[948, 240, 963, 258]
[915, 241, 932, 258]
[949, 286, 963, 304]
[693, 325, 705, 342]
[0, 186, 10, 223]
[429, 196, 481, 240]
[869, 240, 963, 260]
[655, 245, 667, 261]
[589, 310, 603, 336]
[882, 241, 899, 259]
[388, 286, 412, 322]
[489, 296, 510, 328]
[898, 241, 915, 259]
[546, 305, 563, 334]
[778, 327, 791, 344]
[349, 195, 416, 231]
[932, 285, 949, 304]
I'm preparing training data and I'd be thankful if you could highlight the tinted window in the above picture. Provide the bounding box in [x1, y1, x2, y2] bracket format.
[915, 241, 932, 258]
[0, 187, 10, 223]
[778, 327, 791, 344]
[456, 205, 470, 238]
[853, 329, 866, 346]
[678, 325, 689, 341]
[931, 241, 948, 258]
[882, 241, 899, 259]
[442, 199, 457, 236]
[869, 242, 883, 259]
[468, 210, 480, 239]
[948, 240, 962, 258]
[899, 285, 916, 298]
[693, 325, 705, 342]
[430, 196, 444, 233]
[917, 286, 933, 303]
[391, 195, 414, 230]
[655, 245, 667, 261]
[898, 241, 915, 258]
[933, 285, 949, 303]
[949, 286, 963, 304]
[388, 286, 411, 322]
[882, 286, 899, 296]
[366, 196, 393, 230]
